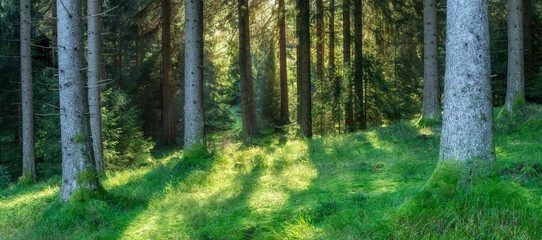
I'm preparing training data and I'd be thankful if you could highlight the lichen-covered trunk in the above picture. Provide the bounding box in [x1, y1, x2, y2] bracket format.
[439, 0, 495, 177]
[505, 0, 525, 114]
[161, 0, 175, 146]
[422, 0, 441, 120]
[184, 0, 205, 150]
[299, 0, 312, 137]
[88, 0, 105, 172]
[278, 0, 289, 125]
[20, 0, 36, 181]
[343, 0, 353, 133]
[353, 0, 364, 131]
[239, 0, 257, 145]
[57, 0, 99, 201]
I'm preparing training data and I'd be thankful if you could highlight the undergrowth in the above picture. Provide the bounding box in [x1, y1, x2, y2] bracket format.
[0, 106, 540, 239]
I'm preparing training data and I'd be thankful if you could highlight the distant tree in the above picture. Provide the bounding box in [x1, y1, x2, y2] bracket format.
[344, 0, 354, 132]
[239, 0, 257, 144]
[438, 0, 495, 179]
[329, 0, 339, 131]
[296, 0, 303, 125]
[278, 0, 290, 125]
[422, 0, 441, 120]
[298, 0, 312, 137]
[88, 0, 105, 172]
[353, 0, 365, 130]
[57, 0, 100, 201]
[20, 0, 36, 182]
[161, 0, 175, 146]
[316, 0, 325, 133]
[184, 0, 205, 150]
[505, 0, 525, 114]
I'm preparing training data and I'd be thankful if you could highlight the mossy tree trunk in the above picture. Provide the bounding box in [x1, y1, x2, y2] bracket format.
[505, 0, 525, 114]
[239, 0, 257, 145]
[278, 0, 289, 125]
[57, 0, 100, 201]
[88, 0, 105, 172]
[20, 0, 36, 182]
[184, 0, 205, 151]
[438, 0, 495, 181]
[298, 0, 312, 137]
[422, 0, 441, 120]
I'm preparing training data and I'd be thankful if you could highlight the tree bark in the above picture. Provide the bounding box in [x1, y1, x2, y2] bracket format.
[505, 0, 525, 114]
[316, 0, 324, 134]
[329, 0, 338, 131]
[239, 0, 257, 145]
[523, 0, 534, 82]
[161, 0, 175, 146]
[88, 0, 105, 172]
[298, 0, 312, 137]
[422, 0, 441, 120]
[439, 0, 495, 177]
[278, 0, 289, 125]
[57, 0, 100, 201]
[343, 0, 353, 133]
[353, 0, 364, 130]
[296, 0, 303, 126]
[20, 0, 36, 182]
[184, 0, 205, 151]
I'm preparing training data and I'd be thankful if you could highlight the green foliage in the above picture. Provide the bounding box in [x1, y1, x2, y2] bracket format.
[0, 165, 10, 189]
[0, 110, 541, 239]
[496, 104, 542, 133]
[76, 167, 96, 186]
[102, 89, 155, 169]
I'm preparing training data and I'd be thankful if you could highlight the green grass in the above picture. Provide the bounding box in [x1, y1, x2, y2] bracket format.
[1, 106, 541, 239]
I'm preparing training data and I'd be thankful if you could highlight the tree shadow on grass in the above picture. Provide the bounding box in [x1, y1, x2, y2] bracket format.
[4, 148, 218, 239]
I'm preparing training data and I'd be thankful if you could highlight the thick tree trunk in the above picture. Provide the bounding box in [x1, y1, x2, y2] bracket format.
[353, 0, 364, 130]
[239, 0, 257, 145]
[343, 0, 353, 133]
[20, 0, 36, 181]
[57, 0, 99, 201]
[184, 0, 205, 151]
[439, 0, 495, 177]
[299, 0, 312, 137]
[88, 0, 105, 172]
[161, 0, 175, 146]
[278, 0, 289, 125]
[422, 0, 441, 120]
[505, 0, 525, 114]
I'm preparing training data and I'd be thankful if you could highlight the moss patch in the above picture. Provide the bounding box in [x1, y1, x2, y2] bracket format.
[76, 167, 96, 186]
[415, 117, 441, 128]
[422, 161, 460, 200]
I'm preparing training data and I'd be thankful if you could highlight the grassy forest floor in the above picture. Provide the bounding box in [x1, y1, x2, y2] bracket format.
[1, 105, 542, 239]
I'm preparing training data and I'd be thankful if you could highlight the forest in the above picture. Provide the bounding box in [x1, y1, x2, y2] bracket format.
[0, 0, 541, 239]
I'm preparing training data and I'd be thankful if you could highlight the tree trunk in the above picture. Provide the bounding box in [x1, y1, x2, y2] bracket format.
[161, 0, 175, 146]
[278, 0, 289, 125]
[296, 0, 303, 126]
[343, 0, 353, 133]
[184, 0, 205, 151]
[422, 0, 441, 120]
[329, 0, 338, 131]
[505, 0, 525, 114]
[57, 0, 100, 201]
[239, 0, 257, 145]
[316, 0, 324, 134]
[20, 0, 36, 182]
[88, 0, 105, 172]
[353, 0, 364, 130]
[52, 0, 58, 67]
[439, 0, 495, 178]
[523, 0, 534, 83]
[298, 0, 312, 137]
